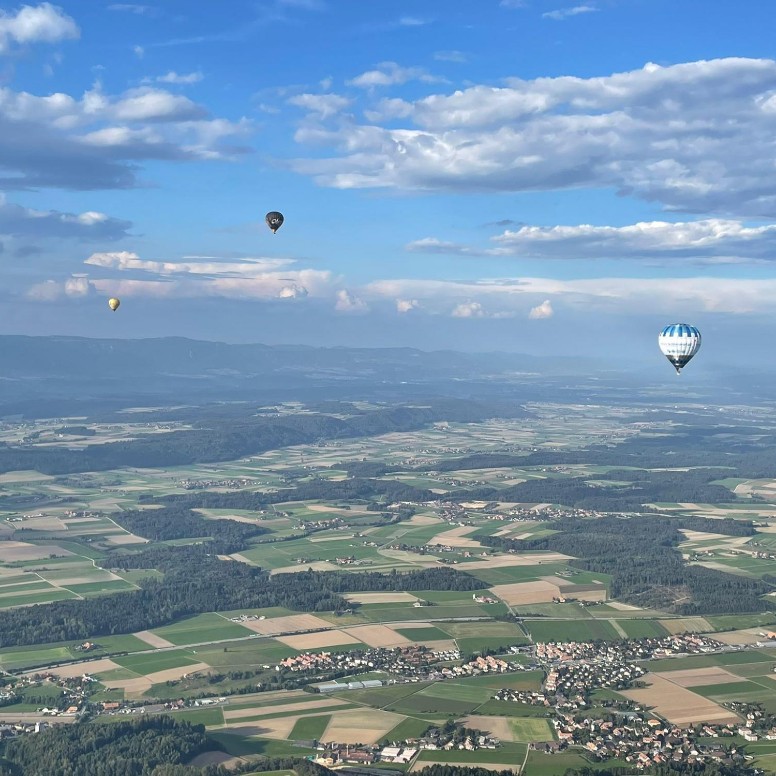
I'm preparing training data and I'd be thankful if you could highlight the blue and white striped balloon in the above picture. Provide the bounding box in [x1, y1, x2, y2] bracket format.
[658, 323, 701, 375]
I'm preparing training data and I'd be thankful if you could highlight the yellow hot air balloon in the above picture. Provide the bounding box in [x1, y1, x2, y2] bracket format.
[108, 298, 120, 312]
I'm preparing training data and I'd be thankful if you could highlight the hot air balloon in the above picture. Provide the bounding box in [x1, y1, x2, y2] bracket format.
[658, 323, 701, 375]
[265, 211, 284, 234]
[108, 298, 120, 312]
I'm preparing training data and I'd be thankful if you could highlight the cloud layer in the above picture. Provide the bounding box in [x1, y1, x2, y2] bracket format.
[408, 219, 776, 264]
[289, 57, 776, 217]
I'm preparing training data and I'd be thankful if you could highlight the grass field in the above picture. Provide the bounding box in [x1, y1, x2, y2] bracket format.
[114, 650, 201, 675]
[394, 626, 450, 642]
[525, 618, 621, 642]
[150, 613, 254, 645]
[618, 619, 669, 639]
[288, 715, 332, 741]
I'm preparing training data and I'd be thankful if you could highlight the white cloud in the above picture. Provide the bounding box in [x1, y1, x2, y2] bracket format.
[110, 87, 207, 122]
[500, 0, 526, 7]
[30, 252, 335, 303]
[108, 4, 155, 14]
[287, 92, 351, 119]
[529, 299, 553, 319]
[399, 16, 429, 26]
[0, 81, 252, 190]
[452, 301, 485, 318]
[335, 289, 368, 312]
[347, 61, 445, 89]
[0, 196, 131, 240]
[364, 274, 776, 315]
[543, 5, 598, 20]
[396, 298, 419, 313]
[290, 57, 776, 217]
[133, 44, 144, 58]
[410, 219, 776, 264]
[434, 50, 467, 63]
[0, 2, 78, 53]
[84, 251, 297, 278]
[151, 71, 204, 85]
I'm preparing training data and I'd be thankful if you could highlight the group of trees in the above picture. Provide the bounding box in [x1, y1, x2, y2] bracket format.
[482, 515, 773, 614]
[111, 507, 267, 553]
[0, 562, 484, 648]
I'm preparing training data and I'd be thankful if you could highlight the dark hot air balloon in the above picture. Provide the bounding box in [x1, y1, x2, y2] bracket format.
[265, 211, 284, 233]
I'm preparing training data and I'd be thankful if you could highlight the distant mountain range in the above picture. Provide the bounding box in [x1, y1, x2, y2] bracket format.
[0, 335, 765, 416]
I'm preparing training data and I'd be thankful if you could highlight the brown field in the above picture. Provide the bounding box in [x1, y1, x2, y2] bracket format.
[223, 698, 347, 721]
[277, 629, 362, 649]
[13, 517, 66, 532]
[489, 580, 560, 605]
[406, 514, 441, 526]
[225, 717, 298, 738]
[306, 504, 373, 515]
[102, 534, 149, 545]
[428, 526, 481, 548]
[420, 639, 459, 651]
[47, 573, 123, 586]
[658, 667, 743, 688]
[0, 542, 74, 562]
[660, 617, 713, 634]
[144, 662, 211, 685]
[377, 549, 440, 567]
[237, 613, 334, 636]
[607, 601, 643, 611]
[345, 592, 419, 604]
[134, 630, 176, 648]
[188, 752, 241, 768]
[0, 471, 53, 483]
[623, 673, 740, 725]
[342, 624, 411, 648]
[321, 709, 405, 744]
[42, 659, 121, 679]
[270, 561, 339, 575]
[463, 552, 572, 570]
[712, 629, 765, 645]
[102, 677, 152, 696]
[411, 762, 516, 773]
[309, 534, 355, 543]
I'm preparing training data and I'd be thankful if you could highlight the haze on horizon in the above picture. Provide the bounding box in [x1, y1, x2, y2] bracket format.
[2, 0, 775, 368]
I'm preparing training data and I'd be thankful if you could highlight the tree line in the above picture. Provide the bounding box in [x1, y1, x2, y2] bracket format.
[481, 515, 773, 615]
[0, 562, 483, 648]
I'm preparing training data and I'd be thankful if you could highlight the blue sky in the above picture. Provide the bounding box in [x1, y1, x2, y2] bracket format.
[3, 0, 776, 368]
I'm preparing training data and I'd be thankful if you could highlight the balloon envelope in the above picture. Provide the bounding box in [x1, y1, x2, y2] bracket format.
[265, 211, 284, 233]
[108, 298, 120, 312]
[658, 323, 701, 374]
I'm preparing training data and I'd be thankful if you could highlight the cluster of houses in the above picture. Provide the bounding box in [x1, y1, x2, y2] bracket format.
[545, 659, 647, 699]
[312, 727, 500, 767]
[534, 633, 724, 665]
[549, 711, 756, 770]
[177, 478, 255, 490]
[227, 613, 266, 623]
[278, 645, 456, 680]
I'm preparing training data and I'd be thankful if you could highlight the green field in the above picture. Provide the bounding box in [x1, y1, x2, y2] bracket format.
[395, 626, 451, 642]
[289, 714, 331, 741]
[525, 618, 621, 642]
[509, 717, 555, 742]
[151, 613, 254, 645]
[115, 650, 201, 674]
[416, 682, 494, 703]
[617, 619, 669, 639]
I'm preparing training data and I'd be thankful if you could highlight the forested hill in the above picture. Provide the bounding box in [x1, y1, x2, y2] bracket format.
[0, 715, 336, 775]
[0, 398, 527, 476]
[482, 515, 773, 615]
